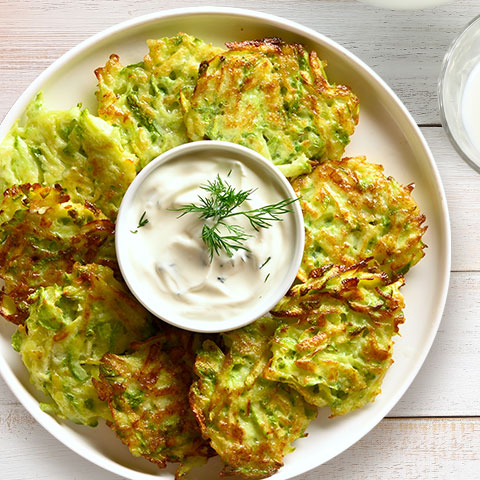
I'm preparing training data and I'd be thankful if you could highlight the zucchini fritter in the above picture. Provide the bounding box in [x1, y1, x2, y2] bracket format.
[94, 329, 213, 479]
[265, 262, 405, 416]
[95, 33, 223, 168]
[11, 263, 155, 426]
[190, 317, 317, 479]
[294, 156, 427, 281]
[183, 38, 359, 177]
[0, 184, 116, 324]
[0, 93, 137, 219]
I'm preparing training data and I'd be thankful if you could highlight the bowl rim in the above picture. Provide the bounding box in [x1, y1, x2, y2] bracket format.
[438, 14, 480, 174]
[115, 140, 305, 334]
[0, 6, 451, 480]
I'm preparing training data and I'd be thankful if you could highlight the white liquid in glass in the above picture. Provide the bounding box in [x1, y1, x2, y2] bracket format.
[462, 61, 480, 153]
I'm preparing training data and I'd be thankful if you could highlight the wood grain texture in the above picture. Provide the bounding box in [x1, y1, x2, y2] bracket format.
[0, 0, 478, 124]
[391, 270, 480, 417]
[422, 126, 480, 272]
[0, 404, 478, 480]
[0, 1, 479, 479]
[308, 418, 480, 480]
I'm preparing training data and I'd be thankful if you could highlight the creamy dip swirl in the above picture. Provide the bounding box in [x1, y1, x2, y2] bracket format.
[122, 149, 297, 325]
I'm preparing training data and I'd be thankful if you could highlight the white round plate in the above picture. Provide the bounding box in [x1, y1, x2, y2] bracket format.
[0, 7, 451, 480]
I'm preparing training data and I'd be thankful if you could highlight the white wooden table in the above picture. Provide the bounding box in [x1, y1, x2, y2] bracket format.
[1, 1, 479, 479]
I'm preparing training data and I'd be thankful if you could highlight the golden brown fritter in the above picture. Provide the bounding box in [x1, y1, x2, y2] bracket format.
[94, 329, 213, 479]
[12, 263, 155, 426]
[183, 38, 359, 177]
[190, 317, 317, 479]
[0, 183, 116, 324]
[0, 94, 137, 220]
[265, 261, 405, 416]
[293, 156, 427, 281]
[95, 33, 223, 168]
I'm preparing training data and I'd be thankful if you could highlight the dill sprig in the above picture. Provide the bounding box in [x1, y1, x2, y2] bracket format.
[130, 211, 149, 234]
[172, 174, 298, 261]
[260, 256, 272, 269]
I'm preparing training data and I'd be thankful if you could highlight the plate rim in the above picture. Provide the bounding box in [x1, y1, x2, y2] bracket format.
[0, 6, 451, 480]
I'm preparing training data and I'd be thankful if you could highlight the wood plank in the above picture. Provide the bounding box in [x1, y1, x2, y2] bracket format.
[0, 406, 478, 479]
[307, 418, 480, 480]
[391, 271, 480, 416]
[0, 0, 477, 124]
[422, 126, 480, 273]
[1, 269, 479, 419]
[0, 404, 121, 479]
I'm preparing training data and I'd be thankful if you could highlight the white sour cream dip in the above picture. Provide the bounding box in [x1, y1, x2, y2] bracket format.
[117, 143, 302, 331]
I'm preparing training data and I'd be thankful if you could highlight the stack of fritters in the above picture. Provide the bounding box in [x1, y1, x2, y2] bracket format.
[0, 32, 427, 479]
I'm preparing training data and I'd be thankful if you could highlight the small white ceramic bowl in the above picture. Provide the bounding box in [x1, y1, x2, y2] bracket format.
[439, 15, 480, 173]
[115, 141, 304, 333]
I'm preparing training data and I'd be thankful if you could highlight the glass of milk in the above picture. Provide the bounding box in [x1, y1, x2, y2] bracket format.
[439, 15, 480, 173]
